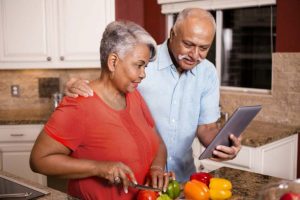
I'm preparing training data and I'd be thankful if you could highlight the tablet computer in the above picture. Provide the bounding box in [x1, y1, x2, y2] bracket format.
[199, 105, 262, 160]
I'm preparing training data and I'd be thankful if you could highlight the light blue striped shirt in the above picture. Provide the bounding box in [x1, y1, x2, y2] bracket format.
[138, 41, 220, 182]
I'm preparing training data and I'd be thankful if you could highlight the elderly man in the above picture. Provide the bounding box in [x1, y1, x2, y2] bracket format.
[65, 8, 241, 182]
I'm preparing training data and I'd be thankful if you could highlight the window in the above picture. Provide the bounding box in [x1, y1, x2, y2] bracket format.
[219, 6, 276, 90]
[167, 1, 276, 91]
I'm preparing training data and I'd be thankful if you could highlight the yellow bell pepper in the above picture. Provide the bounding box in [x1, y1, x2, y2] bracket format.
[209, 178, 232, 200]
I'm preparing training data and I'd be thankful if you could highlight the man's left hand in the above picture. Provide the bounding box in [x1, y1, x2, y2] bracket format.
[210, 134, 242, 161]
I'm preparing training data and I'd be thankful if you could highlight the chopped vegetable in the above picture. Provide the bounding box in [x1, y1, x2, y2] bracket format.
[156, 194, 172, 200]
[137, 190, 159, 200]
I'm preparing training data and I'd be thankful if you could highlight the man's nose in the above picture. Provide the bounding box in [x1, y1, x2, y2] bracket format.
[189, 47, 201, 60]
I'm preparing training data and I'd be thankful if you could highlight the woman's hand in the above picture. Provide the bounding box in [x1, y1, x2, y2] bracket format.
[96, 161, 137, 194]
[145, 166, 176, 193]
[64, 78, 93, 98]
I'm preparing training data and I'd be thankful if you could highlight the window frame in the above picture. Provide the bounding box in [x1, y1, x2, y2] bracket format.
[164, 0, 276, 93]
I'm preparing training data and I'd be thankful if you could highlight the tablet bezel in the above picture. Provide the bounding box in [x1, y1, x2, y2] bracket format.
[198, 105, 262, 160]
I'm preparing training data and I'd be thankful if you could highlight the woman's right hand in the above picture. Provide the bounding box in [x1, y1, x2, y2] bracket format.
[64, 78, 93, 98]
[96, 161, 137, 194]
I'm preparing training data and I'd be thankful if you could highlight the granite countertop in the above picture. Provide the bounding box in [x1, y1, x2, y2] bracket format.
[210, 167, 283, 200]
[0, 167, 283, 200]
[241, 121, 299, 147]
[0, 110, 299, 148]
[0, 110, 50, 125]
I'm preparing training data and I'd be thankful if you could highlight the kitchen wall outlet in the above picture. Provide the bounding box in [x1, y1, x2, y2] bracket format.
[11, 85, 20, 97]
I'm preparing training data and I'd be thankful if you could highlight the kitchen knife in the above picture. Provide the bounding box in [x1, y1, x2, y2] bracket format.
[0, 192, 32, 198]
[129, 183, 161, 192]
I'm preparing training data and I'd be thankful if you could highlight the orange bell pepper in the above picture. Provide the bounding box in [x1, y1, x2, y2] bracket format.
[184, 179, 210, 200]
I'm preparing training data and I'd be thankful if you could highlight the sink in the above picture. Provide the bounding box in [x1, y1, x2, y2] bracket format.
[0, 174, 48, 199]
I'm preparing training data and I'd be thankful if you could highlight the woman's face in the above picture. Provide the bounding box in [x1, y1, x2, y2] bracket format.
[114, 43, 151, 93]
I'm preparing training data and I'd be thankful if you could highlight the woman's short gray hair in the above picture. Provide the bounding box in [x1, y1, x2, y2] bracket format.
[100, 20, 157, 68]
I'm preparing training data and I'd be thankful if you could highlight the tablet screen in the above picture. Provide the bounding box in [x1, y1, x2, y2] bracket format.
[199, 105, 262, 160]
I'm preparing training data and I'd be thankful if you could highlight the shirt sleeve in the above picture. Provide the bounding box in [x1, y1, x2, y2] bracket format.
[44, 97, 86, 151]
[198, 66, 221, 125]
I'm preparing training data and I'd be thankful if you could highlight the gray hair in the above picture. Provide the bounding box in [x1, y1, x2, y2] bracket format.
[173, 8, 216, 32]
[100, 21, 157, 69]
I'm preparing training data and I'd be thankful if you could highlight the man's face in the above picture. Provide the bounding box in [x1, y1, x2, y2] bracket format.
[169, 17, 215, 71]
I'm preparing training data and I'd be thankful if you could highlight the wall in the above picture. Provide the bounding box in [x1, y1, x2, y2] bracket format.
[220, 53, 300, 127]
[115, 0, 166, 44]
[276, 0, 300, 52]
[0, 69, 100, 120]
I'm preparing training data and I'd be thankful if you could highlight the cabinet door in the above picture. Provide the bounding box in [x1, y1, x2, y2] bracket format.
[0, 0, 53, 63]
[57, 0, 114, 64]
[2, 150, 47, 185]
[260, 134, 298, 180]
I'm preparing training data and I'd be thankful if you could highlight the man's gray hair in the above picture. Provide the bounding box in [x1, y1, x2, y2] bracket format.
[173, 8, 216, 32]
[100, 20, 157, 68]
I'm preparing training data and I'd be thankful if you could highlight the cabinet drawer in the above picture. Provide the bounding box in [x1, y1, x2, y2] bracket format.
[0, 125, 43, 142]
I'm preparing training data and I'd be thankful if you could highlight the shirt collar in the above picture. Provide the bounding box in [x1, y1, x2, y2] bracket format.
[157, 40, 197, 76]
[157, 40, 173, 70]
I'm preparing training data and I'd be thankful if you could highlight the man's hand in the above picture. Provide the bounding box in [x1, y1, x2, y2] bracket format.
[64, 78, 93, 98]
[210, 134, 242, 161]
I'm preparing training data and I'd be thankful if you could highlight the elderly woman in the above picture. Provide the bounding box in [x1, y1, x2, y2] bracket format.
[30, 21, 169, 200]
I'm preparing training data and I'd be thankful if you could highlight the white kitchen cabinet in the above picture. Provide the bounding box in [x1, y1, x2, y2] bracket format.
[193, 134, 298, 180]
[0, 0, 52, 63]
[0, 124, 47, 185]
[0, 0, 115, 69]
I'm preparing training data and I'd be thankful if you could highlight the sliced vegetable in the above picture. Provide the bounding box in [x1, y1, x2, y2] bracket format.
[165, 179, 180, 199]
[190, 172, 213, 187]
[157, 194, 172, 200]
[137, 190, 159, 200]
[209, 178, 232, 200]
[184, 179, 209, 200]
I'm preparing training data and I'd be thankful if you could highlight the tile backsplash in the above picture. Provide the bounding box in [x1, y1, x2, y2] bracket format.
[0, 53, 299, 127]
[220, 53, 300, 127]
[0, 68, 100, 119]
[38, 77, 60, 98]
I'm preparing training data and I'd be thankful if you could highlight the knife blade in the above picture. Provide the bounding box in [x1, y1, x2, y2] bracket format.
[0, 192, 32, 198]
[129, 183, 161, 192]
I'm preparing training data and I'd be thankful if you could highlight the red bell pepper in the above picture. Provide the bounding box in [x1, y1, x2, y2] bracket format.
[190, 172, 213, 187]
[280, 192, 300, 200]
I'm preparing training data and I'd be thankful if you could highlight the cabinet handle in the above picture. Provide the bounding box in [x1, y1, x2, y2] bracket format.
[47, 57, 52, 61]
[60, 56, 65, 61]
[10, 133, 24, 137]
